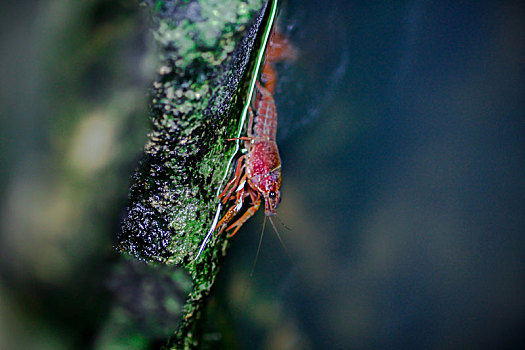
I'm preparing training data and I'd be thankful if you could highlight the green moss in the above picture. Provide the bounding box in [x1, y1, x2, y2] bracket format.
[117, 0, 277, 348]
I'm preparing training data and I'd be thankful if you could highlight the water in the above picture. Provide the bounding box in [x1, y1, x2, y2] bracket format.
[218, 0, 525, 349]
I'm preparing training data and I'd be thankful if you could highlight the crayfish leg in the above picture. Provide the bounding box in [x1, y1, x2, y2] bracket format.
[226, 190, 261, 237]
[216, 184, 246, 234]
[226, 137, 252, 141]
[219, 155, 245, 203]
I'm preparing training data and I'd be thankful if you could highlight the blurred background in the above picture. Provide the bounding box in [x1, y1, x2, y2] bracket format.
[1, 0, 524, 349]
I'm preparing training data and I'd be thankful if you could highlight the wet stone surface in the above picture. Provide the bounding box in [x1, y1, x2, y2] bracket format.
[117, 0, 266, 268]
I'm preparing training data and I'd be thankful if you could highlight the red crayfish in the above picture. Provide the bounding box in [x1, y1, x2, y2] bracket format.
[214, 29, 296, 237]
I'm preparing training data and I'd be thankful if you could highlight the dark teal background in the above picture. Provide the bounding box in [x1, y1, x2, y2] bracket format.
[218, 0, 525, 349]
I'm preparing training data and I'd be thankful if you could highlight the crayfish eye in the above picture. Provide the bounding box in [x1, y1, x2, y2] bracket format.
[269, 191, 276, 198]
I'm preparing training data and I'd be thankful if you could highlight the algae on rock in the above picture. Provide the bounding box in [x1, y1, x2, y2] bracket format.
[116, 0, 276, 348]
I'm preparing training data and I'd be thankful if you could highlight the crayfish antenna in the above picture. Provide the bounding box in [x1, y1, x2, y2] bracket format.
[275, 213, 292, 231]
[268, 216, 295, 268]
[250, 215, 267, 277]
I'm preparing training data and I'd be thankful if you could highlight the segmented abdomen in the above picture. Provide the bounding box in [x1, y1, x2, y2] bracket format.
[253, 84, 278, 140]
